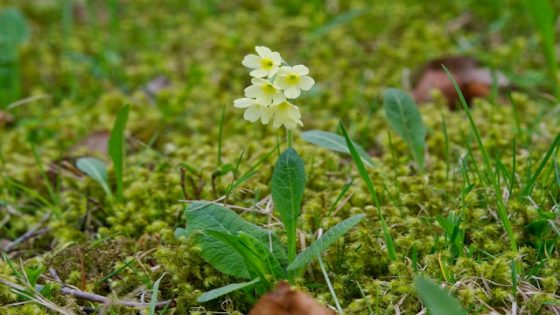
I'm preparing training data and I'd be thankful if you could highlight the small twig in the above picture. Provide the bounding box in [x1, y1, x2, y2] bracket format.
[0, 277, 173, 309]
[5, 212, 51, 252]
[49, 268, 62, 282]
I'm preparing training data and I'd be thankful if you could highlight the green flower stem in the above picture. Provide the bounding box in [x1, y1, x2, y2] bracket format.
[287, 129, 293, 148]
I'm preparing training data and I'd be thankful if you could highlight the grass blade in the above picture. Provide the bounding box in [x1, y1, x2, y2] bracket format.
[524, 0, 558, 98]
[149, 273, 165, 315]
[340, 122, 397, 261]
[522, 133, 560, 196]
[108, 104, 130, 201]
[443, 66, 517, 253]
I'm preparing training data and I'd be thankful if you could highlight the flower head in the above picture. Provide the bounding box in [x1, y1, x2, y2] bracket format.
[235, 46, 314, 131]
[242, 46, 282, 78]
[234, 98, 273, 124]
[275, 65, 315, 99]
[270, 101, 303, 130]
[244, 77, 285, 106]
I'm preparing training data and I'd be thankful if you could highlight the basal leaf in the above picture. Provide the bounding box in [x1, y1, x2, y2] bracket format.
[180, 202, 287, 280]
[0, 8, 29, 59]
[238, 231, 287, 280]
[271, 148, 306, 263]
[415, 277, 466, 315]
[197, 278, 260, 303]
[206, 230, 267, 282]
[76, 157, 112, 196]
[302, 130, 374, 167]
[108, 104, 129, 201]
[383, 88, 426, 170]
[287, 214, 365, 271]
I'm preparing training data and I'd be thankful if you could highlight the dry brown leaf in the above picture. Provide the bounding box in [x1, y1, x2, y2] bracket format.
[412, 56, 508, 109]
[249, 281, 335, 315]
[0, 111, 14, 127]
[69, 130, 110, 156]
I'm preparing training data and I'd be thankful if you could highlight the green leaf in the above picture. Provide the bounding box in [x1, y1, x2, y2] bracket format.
[205, 230, 268, 282]
[76, 157, 112, 196]
[271, 148, 306, 264]
[288, 214, 365, 271]
[237, 232, 287, 280]
[0, 9, 29, 108]
[383, 88, 426, 170]
[524, 0, 558, 98]
[0, 8, 29, 58]
[180, 202, 287, 280]
[302, 130, 374, 167]
[108, 104, 129, 201]
[415, 277, 466, 315]
[149, 273, 165, 315]
[197, 278, 260, 303]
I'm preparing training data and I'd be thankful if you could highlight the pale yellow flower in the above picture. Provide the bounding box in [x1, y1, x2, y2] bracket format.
[244, 78, 285, 105]
[270, 101, 303, 130]
[233, 98, 273, 124]
[274, 65, 315, 99]
[242, 46, 282, 78]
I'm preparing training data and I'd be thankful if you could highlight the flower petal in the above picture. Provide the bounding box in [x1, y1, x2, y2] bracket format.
[243, 106, 260, 122]
[244, 85, 261, 98]
[272, 92, 286, 104]
[234, 98, 255, 108]
[250, 68, 269, 78]
[293, 65, 309, 76]
[298, 76, 315, 90]
[242, 54, 261, 69]
[269, 52, 282, 64]
[255, 46, 272, 57]
[284, 86, 301, 99]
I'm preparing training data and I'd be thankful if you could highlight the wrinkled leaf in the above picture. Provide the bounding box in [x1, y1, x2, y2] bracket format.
[383, 88, 426, 170]
[271, 148, 306, 263]
[302, 130, 373, 167]
[415, 277, 466, 315]
[288, 214, 365, 271]
[178, 202, 286, 279]
[237, 232, 287, 280]
[76, 157, 112, 196]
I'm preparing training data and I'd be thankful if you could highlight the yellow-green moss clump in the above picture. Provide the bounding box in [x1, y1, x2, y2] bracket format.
[1, 0, 559, 313]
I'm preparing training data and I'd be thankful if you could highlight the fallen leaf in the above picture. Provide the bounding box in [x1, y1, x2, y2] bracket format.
[0, 111, 14, 127]
[412, 56, 508, 109]
[69, 131, 110, 156]
[249, 281, 335, 315]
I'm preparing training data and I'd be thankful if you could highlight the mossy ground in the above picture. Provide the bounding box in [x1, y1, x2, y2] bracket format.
[1, 0, 559, 314]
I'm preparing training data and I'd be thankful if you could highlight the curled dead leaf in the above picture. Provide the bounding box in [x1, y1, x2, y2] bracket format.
[0, 111, 15, 127]
[412, 56, 509, 109]
[249, 281, 335, 315]
[69, 130, 110, 156]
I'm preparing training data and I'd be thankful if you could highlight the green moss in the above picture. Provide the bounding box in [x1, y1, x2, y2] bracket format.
[1, 0, 559, 313]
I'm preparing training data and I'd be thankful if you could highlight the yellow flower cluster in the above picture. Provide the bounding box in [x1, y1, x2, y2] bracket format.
[234, 46, 315, 130]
